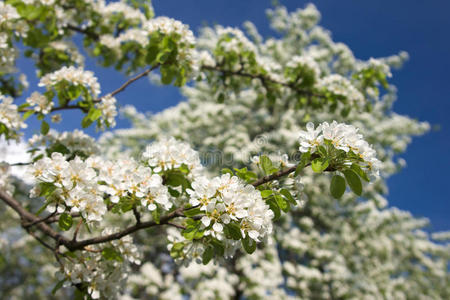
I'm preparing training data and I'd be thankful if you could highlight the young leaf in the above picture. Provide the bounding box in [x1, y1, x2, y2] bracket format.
[58, 213, 73, 231]
[330, 175, 346, 199]
[51, 279, 67, 295]
[351, 163, 370, 182]
[260, 190, 273, 198]
[311, 158, 329, 173]
[202, 246, 214, 265]
[224, 223, 242, 240]
[41, 120, 50, 135]
[101, 247, 123, 262]
[280, 188, 296, 205]
[343, 169, 362, 196]
[260, 155, 273, 175]
[242, 236, 256, 254]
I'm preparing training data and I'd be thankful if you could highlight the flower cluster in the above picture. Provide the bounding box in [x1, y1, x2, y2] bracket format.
[0, 93, 27, 139]
[28, 150, 174, 220]
[28, 129, 101, 158]
[144, 16, 195, 46]
[26, 91, 54, 114]
[96, 94, 118, 128]
[142, 137, 203, 178]
[0, 2, 20, 24]
[187, 173, 274, 242]
[286, 55, 321, 81]
[316, 74, 364, 104]
[28, 153, 107, 221]
[97, 157, 172, 212]
[298, 121, 381, 174]
[97, 1, 147, 25]
[58, 228, 140, 299]
[38, 66, 101, 98]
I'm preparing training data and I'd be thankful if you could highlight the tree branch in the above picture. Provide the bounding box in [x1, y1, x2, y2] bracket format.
[201, 64, 325, 99]
[98, 64, 160, 101]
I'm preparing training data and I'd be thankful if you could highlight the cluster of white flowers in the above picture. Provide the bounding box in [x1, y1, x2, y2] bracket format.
[0, 93, 27, 138]
[28, 129, 101, 157]
[96, 94, 118, 128]
[0, 33, 17, 73]
[97, 156, 172, 212]
[144, 16, 195, 46]
[39, 66, 101, 98]
[216, 27, 257, 53]
[96, 1, 147, 25]
[298, 121, 382, 174]
[48, 41, 85, 66]
[28, 153, 107, 221]
[26, 92, 53, 114]
[167, 227, 209, 264]
[286, 55, 321, 79]
[27, 136, 191, 219]
[58, 229, 140, 299]
[142, 137, 203, 178]
[0, 2, 20, 25]
[187, 173, 274, 242]
[316, 74, 364, 104]
[99, 16, 196, 69]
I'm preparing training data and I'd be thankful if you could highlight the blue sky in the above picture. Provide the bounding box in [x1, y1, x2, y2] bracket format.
[18, 1, 449, 231]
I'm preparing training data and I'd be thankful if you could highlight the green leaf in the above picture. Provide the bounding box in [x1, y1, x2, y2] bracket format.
[280, 189, 296, 205]
[211, 239, 225, 256]
[330, 175, 346, 199]
[87, 107, 102, 121]
[311, 158, 329, 173]
[58, 213, 73, 231]
[22, 110, 34, 120]
[260, 155, 274, 175]
[224, 223, 242, 240]
[202, 246, 214, 265]
[343, 169, 362, 196]
[274, 194, 289, 213]
[242, 236, 257, 254]
[38, 182, 57, 197]
[165, 171, 190, 190]
[51, 278, 66, 295]
[221, 168, 233, 176]
[46, 142, 70, 156]
[41, 121, 50, 135]
[183, 207, 202, 217]
[81, 115, 94, 128]
[351, 163, 370, 182]
[182, 220, 203, 240]
[267, 198, 281, 220]
[151, 208, 160, 224]
[260, 190, 273, 198]
[101, 247, 123, 262]
[294, 152, 311, 176]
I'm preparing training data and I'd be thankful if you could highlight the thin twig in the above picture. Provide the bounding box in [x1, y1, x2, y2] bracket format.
[202, 64, 325, 99]
[23, 211, 57, 228]
[72, 219, 83, 242]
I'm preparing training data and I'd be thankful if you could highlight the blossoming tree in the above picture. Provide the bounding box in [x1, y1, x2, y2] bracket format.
[0, 1, 448, 299]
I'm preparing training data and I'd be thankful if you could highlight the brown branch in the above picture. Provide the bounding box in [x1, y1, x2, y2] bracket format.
[0, 189, 69, 245]
[98, 64, 160, 101]
[65, 207, 185, 250]
[251, 160, 335, 187]
[72, 219, 83, 242]
[66, 24, 99, 41]
[251, 164, 299, 187]
[23, 211, 57, 228]
[202, 64, 325, 99]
